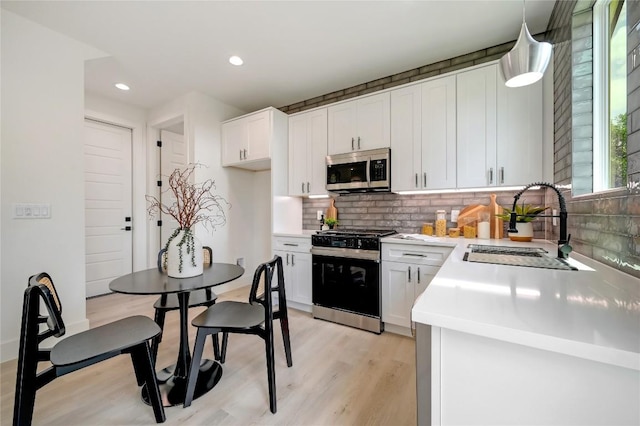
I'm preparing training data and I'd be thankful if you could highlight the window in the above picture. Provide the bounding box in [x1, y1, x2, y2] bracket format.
[593, 0, 627, 191]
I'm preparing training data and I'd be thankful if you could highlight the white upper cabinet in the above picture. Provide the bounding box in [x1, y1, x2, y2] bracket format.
[457, 63, 543, 188]
[328, 92, 390, 155]
[222, 107, 287, 171]
[456, 64, 498, 188]
[391, 75, 456, 192]
[289, 108, 328, 196]
[496, 74, 543, 186]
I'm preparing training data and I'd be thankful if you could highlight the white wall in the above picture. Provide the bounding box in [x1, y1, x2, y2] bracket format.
[0, 11, 106, 361]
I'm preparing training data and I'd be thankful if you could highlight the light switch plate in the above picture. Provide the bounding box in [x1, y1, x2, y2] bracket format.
[13, 203, 51, 219]
[317, 210, 323, 220]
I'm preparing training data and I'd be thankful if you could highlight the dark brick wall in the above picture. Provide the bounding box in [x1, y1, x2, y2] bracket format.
[279, 41, 516, 114]
[546, 0, 640, 278]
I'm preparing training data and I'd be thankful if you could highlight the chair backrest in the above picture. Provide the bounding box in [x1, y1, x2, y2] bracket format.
[157, 246, 212, 272]
[23, 273, 66, 346]
[249, 255, 287, 318]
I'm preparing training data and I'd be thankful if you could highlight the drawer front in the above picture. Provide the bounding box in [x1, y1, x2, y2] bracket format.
[273, 236, 311, 253]
[382, 243, 452, 266]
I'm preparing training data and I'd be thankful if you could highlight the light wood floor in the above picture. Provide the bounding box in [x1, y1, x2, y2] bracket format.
[1, 286, 416, 425]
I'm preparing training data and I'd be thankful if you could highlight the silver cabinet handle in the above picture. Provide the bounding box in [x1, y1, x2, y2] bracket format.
[489, 167, 494, 185]
[417, 267, 421, 284]
[408, 266, 412, 283]
[243, 149, 247, 160]
[307, 182, 310, 193]
[301, 182, 305, 193]
[291, 254, 295, 267]
[239, 149, 243, 161]
[423, 173, 427, 187]
[404, 253, 426, 257]
[357, 136, 361, 149]
[415, 173, 418, 188]
[283, 243, 299, 247]
[286, 253, 289, 265]
[351, 137, 355, 150]
[500, 167, 505, 184]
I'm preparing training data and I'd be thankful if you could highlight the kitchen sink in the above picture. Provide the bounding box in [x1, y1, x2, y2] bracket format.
[464, 244, 577, 271]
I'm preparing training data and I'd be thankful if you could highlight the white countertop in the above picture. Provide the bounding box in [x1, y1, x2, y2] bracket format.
[386, 236, 640, 371]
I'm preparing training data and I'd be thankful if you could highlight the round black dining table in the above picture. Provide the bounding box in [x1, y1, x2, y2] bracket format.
[109, 263, 244, 407]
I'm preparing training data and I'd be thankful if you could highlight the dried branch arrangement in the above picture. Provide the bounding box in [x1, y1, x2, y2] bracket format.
[146, 163, 230, 231]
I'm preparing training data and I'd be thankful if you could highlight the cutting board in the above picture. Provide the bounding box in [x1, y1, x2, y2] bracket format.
[489, 194, 504, 239]
[457, 204, 486, 228]
[325, 199, 338, 221]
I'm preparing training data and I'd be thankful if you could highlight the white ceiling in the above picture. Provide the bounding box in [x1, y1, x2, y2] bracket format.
[2, 0, 556, 113]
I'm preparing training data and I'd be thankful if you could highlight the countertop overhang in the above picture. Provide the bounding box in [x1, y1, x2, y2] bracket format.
[381, 235, 640, 371]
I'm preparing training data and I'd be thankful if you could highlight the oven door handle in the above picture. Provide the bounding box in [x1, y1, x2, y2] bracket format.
[311, 246, 380, 262]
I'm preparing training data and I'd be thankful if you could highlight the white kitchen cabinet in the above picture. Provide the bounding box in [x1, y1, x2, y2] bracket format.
[457, 63, 543, 188]
[381, 243, 452, 331]
[391, 76, 456, 191]
[288, 108, 328, 196]
[221, 107, 287, 171]
[496, 74, 543, 186]
[273, 235, 312, 311]
[328, 92, 390, 155]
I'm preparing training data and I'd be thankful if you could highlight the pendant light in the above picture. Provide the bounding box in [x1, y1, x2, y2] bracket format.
[499, 0, 552, 87]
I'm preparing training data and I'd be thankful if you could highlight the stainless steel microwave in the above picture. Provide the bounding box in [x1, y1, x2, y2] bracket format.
[326, 148, 391, 193]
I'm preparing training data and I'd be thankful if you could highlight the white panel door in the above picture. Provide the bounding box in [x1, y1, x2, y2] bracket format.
[391, 84, 421, 192]
[84, 120, 132, 297]
[356, 92, 391, 151]
[159, 129, 187, 247]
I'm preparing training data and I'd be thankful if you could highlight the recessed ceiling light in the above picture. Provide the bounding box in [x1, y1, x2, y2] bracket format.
[229, 56, 243, 66]
[115, 83, 130, 91]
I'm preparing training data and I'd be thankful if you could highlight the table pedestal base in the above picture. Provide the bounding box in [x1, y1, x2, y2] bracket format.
[143, 359, 222, 407]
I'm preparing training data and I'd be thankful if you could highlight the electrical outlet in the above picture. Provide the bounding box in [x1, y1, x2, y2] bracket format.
[317, 210, 323, 221]
[552, 209, 558, 226]
[451, 209, 460, 223]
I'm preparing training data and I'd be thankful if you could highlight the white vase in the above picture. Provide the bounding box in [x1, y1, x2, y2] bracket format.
[166, 229, 204, 278]
[508, 222, 534, 242]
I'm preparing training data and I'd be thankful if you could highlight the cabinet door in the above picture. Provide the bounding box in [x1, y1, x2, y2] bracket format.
[422, 75, 457, 189]
[456, 65, 497, 188]
[246, 110, 270, 161]
[382, 261, 413, 328]
[328, 101, 357, 155]
[308, 109, 328, 195]
[221, 118, 247, 166]
[289, 114, 309, 196]
[356, 92, 391, 151]
[391, 85, 422, 192]
[290, 252, 312, 305]
[274, 249, 295, 302]
[497, 78, 543, 186]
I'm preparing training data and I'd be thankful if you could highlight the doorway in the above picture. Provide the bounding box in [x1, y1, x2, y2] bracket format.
[84, 119, 133, 297]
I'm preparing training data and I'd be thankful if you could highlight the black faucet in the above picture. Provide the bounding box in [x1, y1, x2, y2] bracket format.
[508, 182, 572, 259]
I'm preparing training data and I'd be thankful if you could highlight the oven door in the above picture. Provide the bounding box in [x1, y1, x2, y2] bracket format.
[312, 253, 380, 318]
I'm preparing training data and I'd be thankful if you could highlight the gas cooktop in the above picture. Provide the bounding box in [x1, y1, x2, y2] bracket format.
[316, 229, 397, 237]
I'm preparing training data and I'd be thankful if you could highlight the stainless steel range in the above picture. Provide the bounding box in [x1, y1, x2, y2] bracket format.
[311, 229, 396, 334]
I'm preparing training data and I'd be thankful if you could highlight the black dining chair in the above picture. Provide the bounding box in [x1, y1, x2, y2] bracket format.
[184, 255, 293, 413]
[152, 246, 221, 362]
[13, 272, 165, 426]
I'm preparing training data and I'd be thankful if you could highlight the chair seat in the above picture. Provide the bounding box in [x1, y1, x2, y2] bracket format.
[192, 301, 264, 330]
[153, 289, 217, 311]
[51, 316, 160, 367]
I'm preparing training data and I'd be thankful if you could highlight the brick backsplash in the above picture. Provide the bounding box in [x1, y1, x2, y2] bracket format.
[302, 190, 546, 238]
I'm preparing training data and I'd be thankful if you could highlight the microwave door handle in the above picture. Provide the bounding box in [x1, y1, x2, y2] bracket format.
[366, 158, 371, 187]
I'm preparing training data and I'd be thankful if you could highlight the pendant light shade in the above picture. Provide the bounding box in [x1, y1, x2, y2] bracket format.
[499, 10, 552, 87]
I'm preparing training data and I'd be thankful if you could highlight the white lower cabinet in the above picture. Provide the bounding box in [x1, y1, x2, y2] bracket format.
[273, 236, 312, 311]
[382, 243, 452, 331]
